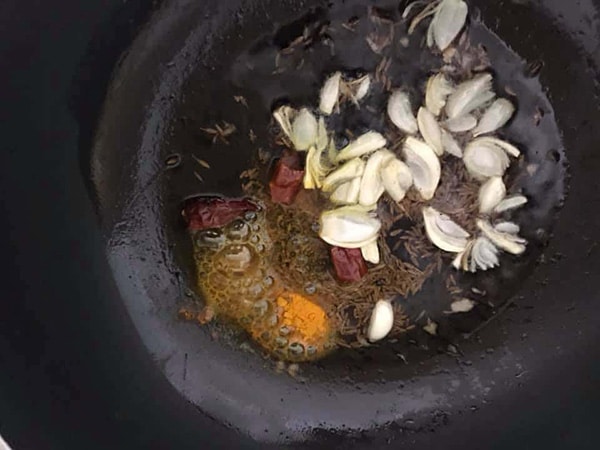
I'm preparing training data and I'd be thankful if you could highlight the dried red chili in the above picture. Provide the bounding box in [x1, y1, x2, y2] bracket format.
[270, 151, 305, 205]
[330, 247, 368, 283]
[183, 196, 259, 232]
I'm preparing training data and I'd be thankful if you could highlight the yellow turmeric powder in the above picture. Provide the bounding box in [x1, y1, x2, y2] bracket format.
[250, 291, 336, 361]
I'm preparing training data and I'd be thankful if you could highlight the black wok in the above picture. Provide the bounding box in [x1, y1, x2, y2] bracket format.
[1, 0, 600, 448]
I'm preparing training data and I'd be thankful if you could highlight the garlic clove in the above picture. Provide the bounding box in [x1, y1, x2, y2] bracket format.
[291, 108, 319, 151]
[471, 237, 500, 271]
[423, 206, 470, 253]
[417, 107, 444, 156]
[425, 73, 454, 116]
[463, 140, 510, 181]
[381, 158, 414, 202]
[479, 176, 507, 214]
[494, 195, 528, 213]
[444, 114, 478, 133]
[472, 98, 515, 136]
[335, 131, 387, 162]
[446, 73, 495, 119]
[450, 298, 476, 313]
[322, 158, 366, 192]
[367, 300, 394, 342]
[494, 221, 521, 234]
[441, 129, 463, 157]
[359, 150, 391, 206]
[361, 240, 380, 265]
[477, 219, 527, 255]
[330, 177, 361, 205]
[472, 136, 521, 158]
[432, 0, 468, 52]
[403, 137, 441, 200]
[319, 72, 342, 115]
[388, 90, 419, 134]
[319, 207, 382, 249]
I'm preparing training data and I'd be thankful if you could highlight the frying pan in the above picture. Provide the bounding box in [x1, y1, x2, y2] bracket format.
[1, 0, 600, 448]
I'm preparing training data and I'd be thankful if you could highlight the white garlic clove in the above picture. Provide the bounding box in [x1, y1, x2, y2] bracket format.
[354, 75, 371, 101]
[330, 178, 361, 205]
[446, 73, 495, 119]
[322, 158, 366, 192]
[304, 145, 329, 190]
[472, 98, 515, 136]
[417, 107, 444, 156]
[381, 158, 414, 202]
[335, 131, 387, 162]
[471, 237, 500, 271]
[359, 150, 391, 206]
[388, 90, 419, 134]
[494, 195, 528, 213]
[291, 108, 319, 151]
[479, 176, 507, 214]
[319, 72, 342, 116]
[361, 240, 381, 265]
[273, 105, 296, 141]
[367, 300, 395, 342]
[441, 129, 463, 157]
[423, 206, 470, 253]
[450, 298, 476, 313]
[431, 0, 468, 52]
[403, 137, 441, 200]
[316, 117, 329, 152]
[477, 219, 527, 255]
[463, 140, 510, 181]
[494, 221, 521, 235]
[444, 114, 478, 133]
[425, 73, 454, 116]
[472, 136, 521, 158]
[319, 207, 382, 249]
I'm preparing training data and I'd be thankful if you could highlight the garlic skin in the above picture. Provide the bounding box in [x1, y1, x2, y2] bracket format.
[367, 300, 395, 342]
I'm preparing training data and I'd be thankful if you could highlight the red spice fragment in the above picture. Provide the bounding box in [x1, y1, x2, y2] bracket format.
[330, 247, 368, 283]
[183, 196, 258, 232]
[270, 151, 305, 205]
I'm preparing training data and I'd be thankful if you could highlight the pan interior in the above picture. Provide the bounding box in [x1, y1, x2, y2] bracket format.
[90, 0, 598, 443]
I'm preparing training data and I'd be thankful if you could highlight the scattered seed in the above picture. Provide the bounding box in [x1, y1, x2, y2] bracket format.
[249, 129, 257, 143]
[234, 95, 249, 108]
[193, 171, 204, 183]
[164, 153, 182, 170]
[524, 59, 544, 78]
[192, 155, 211, 169]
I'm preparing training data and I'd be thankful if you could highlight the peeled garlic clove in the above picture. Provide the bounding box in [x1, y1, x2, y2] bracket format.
[322, 158, 366, 192]
[495, 221, 521, 234]
[388, 90, 419, 134]
[423, 206, 470, 253]
[359, 150, 390, 206]
[479, 176, 507, 214]
[403, 137, 441, 200]
[477, 219, 527, 255]
[273, 105, 296, 140]
[330, 178, 360, 205]
[368, 300, 394, 342]
[463, 140, 510, 181]
[446, 73, 495, 119]
[336, 131, 387, 162]
[316, 117, 329, 152]
[472, 136, 521, 158]
[473, 98, 515, 136]
[444, 114, 477, 133]
[425, 73, 454, 116]
[361, 240, 380, 264]
[319, 72, 342, 115]
[417, 107, 444, 156]
[471, 237, 500, 271]
[304, 146, 328, 190]
[355, 75, 371, 101]
[432, 0, 468, 52]
[441, 129, 463, 157]
[494, 195, 528, 213]
[450, 298, 476, 313]
[320, 207, 382, 249]
[381, 158, 414, 202]
[291, 108, 318, 151]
